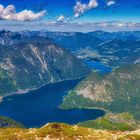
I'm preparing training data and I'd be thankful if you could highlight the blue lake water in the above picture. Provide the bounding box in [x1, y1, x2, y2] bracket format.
[84, 60, 112, 73]
[0, 79, 105, 128]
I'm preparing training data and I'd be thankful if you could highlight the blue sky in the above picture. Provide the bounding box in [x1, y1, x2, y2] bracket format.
[0, 0, 140, 31]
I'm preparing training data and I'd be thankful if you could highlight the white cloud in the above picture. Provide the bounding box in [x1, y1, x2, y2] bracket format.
[106, 0, 115, 6]
[16, 10, 46, 21]
[117, 23, 124, 27]
[74, 0, 98, 18]
[88, 0, 98, 9]
[0, 4, 46, 21]
[0, 21, 140, 32]
[0, 5, 4, 15]
[56, 15, 65, 22]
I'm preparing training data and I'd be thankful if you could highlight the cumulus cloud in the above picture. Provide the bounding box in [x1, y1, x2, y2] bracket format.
[56, 15, 65, 22]
[0, 4, 46, 21]
[106, 0, 115, 6]
[74, 0, 98, 18]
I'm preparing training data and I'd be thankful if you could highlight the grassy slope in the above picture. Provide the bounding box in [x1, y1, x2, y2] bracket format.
[0, 123, 140, 140]
[0, 69, 18, 97]
[78, 113, 140, 131]
[0, 116, 24, 128]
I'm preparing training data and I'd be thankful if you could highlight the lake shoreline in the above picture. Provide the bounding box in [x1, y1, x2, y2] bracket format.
[1, 76, 86, 103]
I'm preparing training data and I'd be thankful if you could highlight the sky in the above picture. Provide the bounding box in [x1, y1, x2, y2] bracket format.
[0, 0, 140, 32]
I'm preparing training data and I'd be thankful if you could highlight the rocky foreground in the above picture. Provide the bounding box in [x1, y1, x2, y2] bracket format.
[0, 123, 140, 140]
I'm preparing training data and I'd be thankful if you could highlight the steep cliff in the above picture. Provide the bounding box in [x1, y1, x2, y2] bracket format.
[0, 31, 89, 98]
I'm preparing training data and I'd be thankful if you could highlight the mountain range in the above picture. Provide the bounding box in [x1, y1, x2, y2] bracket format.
[0, 30, 89, 99]
[16, 30, 140, 68]
[1, 30, 140, 68]
[0, 30, 140, 139]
